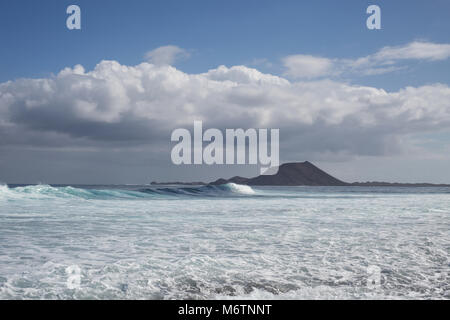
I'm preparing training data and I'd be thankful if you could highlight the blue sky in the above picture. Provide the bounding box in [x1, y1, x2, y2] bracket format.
[1, 0, 449, 89]
[0, 0, 450, 184]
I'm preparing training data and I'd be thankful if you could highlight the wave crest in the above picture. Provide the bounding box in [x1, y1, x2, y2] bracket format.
[0, 183, 256, 200]
[222, 183, 255, 195]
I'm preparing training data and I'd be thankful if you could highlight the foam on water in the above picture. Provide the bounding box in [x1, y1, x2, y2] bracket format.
[0, 184, 449, 299]
[225, 183, 256, 195]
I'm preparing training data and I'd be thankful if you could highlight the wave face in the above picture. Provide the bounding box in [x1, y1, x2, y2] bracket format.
[0, 184, 449, 299]
[0, 183, 256, 200]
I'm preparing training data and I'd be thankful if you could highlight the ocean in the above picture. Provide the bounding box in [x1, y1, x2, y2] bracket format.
[0, 183, 449, 299]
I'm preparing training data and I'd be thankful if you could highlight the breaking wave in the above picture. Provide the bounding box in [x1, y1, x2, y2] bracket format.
[0, 183, 256, 200]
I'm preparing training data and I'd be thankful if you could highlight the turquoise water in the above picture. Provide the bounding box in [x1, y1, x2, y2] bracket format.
[0, 183, 449, 299]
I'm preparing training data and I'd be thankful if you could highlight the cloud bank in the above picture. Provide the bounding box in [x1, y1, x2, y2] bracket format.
[1, 57, 449, 165]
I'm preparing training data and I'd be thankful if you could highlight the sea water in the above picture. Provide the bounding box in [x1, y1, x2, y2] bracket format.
[0, 183, 448, 299]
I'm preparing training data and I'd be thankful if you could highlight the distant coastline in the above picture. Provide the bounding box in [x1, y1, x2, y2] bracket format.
[151, 161, 450, 187]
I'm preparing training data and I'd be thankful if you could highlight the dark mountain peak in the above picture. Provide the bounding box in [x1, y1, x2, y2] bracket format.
[279, 161, 313, 169]
[210, 161, 348, 186]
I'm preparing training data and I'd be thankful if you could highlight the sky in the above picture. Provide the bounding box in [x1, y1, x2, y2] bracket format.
[0, 0, 450, 184]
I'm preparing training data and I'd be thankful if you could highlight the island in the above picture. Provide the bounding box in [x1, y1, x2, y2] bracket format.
[151, 161, 450, 187]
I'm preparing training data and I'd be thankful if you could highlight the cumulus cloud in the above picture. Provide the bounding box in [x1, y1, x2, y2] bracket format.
[1, 60, 450, 164]
[282, 55, 334, 79]
[203, 65, 289, 85]
[144, 45, 190, 65]
[283, 41, 450, 79]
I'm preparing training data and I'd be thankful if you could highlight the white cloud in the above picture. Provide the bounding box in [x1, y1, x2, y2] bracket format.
[202, 65, 289, 86]
[282, 55, 334, 79]
[144, 45, 190, 65]
[283, 41, 450, 79]
[374, 41, 450, 61]
[1, 60, 450, 162]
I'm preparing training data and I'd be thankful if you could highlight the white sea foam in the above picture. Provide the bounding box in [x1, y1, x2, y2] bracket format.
[0, 186, 449, 299]
[226, 183, 256, 195]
